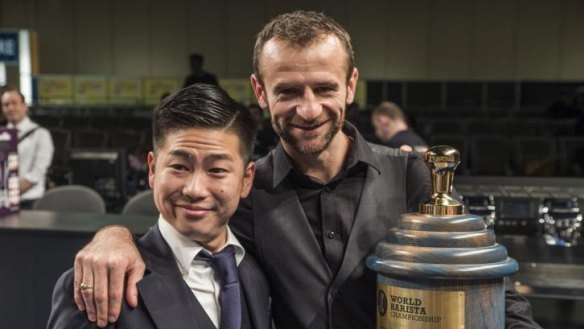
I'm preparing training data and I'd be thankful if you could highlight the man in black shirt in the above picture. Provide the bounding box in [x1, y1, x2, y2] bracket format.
[183, 53, 218, 87]
[372, 101, 428, 152]
[71, 10, 541, 329]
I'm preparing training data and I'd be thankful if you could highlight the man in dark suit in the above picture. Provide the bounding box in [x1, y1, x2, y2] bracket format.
[48, 84, 271, 329]
[70, 10, 541, 329]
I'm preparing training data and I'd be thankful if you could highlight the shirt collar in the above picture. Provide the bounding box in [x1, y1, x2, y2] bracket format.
[272, 121, 380, 188]
[157, 215, 245, 276]
[7, 116, 33, 133]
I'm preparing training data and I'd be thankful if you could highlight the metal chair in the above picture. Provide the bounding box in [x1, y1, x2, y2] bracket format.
[33, 185, 106, 214]
[49, 128, 71, 165]
[122, 190, 157, 217]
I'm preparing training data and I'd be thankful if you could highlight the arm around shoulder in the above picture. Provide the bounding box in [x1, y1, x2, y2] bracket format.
[48, 268, 115, 329]
[73, 225, 145, 326]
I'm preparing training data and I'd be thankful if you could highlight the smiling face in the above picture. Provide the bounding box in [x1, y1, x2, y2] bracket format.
[1, 91, 28, 124]
[148, 128, 255, 251]
[251, 35, 358, 155]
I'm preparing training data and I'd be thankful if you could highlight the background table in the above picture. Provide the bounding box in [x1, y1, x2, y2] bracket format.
[0, 210, 156, 329]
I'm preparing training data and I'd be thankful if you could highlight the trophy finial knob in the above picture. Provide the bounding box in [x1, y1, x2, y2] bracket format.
[420, 145, 464, 216]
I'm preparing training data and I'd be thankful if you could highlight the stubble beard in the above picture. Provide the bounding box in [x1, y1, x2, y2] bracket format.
[273, 110, 345, 156]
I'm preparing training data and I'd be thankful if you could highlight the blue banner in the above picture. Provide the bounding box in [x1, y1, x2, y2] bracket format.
[0, 32, 19, 63]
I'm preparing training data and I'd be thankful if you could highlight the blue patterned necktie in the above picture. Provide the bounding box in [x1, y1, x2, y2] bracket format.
[196, 245, 241, 329]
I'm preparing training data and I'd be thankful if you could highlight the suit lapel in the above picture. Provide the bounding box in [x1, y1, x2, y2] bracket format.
[238, 257, 267, 329]
[271, 183, 332, 279]
[138, 272, 207, 329]
[137, 226, 217, 329]
[331, 156, 406, 291]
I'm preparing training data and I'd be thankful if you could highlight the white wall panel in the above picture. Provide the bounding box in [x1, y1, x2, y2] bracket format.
[0, 0, 582, 80]
[515, 0, 562, 79]
[74, 0, 112, 74]
[344, 0, 388, 79]
[560, 0, 584, 79]
[149, 0, 188, 77]
[470, 0, 517, 79]
[111, 0, 149, 76]
[385, 1, 431, 79]
[187, 0, 228, 79]
[226, 1, 263, 78]
[35, 0, 75, 73]
[427, 0, 472, 79]
[0, 0, 31, 28]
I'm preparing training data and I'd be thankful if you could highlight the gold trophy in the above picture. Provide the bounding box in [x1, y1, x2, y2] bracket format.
[367, 146, 518, 329]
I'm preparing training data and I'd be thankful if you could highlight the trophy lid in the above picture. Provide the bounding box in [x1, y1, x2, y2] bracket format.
[420, 145, 464, 216]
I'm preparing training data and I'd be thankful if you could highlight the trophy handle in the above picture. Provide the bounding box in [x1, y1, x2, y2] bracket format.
[420, 145, 464, 216]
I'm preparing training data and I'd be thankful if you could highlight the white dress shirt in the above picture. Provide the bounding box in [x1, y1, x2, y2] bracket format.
[157, 216, 245, 328]
[7, 117, 54, 201]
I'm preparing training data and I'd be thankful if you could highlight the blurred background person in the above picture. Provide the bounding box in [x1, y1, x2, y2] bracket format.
[1, 88, 54, 209]
[126, 143, 149, 196]
[248, 103, 277, 159]
[183, 53, 218, 87]
[372, 101, 428, 152]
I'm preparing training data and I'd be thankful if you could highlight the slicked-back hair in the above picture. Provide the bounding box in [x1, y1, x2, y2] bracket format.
[253, 10, 355, 84]
[152, 84, 257, 163]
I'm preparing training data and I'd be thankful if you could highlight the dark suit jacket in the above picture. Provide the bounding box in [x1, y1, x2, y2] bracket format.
[48, 225, 272, 329]
[231, 130, 541, 329]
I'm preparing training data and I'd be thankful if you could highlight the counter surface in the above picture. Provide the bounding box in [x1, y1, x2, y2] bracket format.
[0, 210, 156, 329]
[0, 209, 155, 234]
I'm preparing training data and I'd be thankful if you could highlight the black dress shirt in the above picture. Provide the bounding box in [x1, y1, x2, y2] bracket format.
[384, 129, 427, 150]
[271, 124, 380, 274]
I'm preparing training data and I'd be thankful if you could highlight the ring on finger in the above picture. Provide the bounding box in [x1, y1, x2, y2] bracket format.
[80, 282, 93, 291]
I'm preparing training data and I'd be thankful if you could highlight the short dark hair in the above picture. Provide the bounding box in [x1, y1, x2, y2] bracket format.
[253, 10, 355, 84]
[1, 87, 25, 102]
[152, 84, 257, 163]
[189, 53, 204, 64]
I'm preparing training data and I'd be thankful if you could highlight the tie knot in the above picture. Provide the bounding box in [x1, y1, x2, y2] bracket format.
[196, 245, 239, 285]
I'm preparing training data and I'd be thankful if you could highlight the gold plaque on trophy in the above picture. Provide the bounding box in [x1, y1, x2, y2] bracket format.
[377, 285, 465, 329]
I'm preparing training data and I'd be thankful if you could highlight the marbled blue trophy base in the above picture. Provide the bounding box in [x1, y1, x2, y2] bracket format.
[368, 213, 517, 329]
